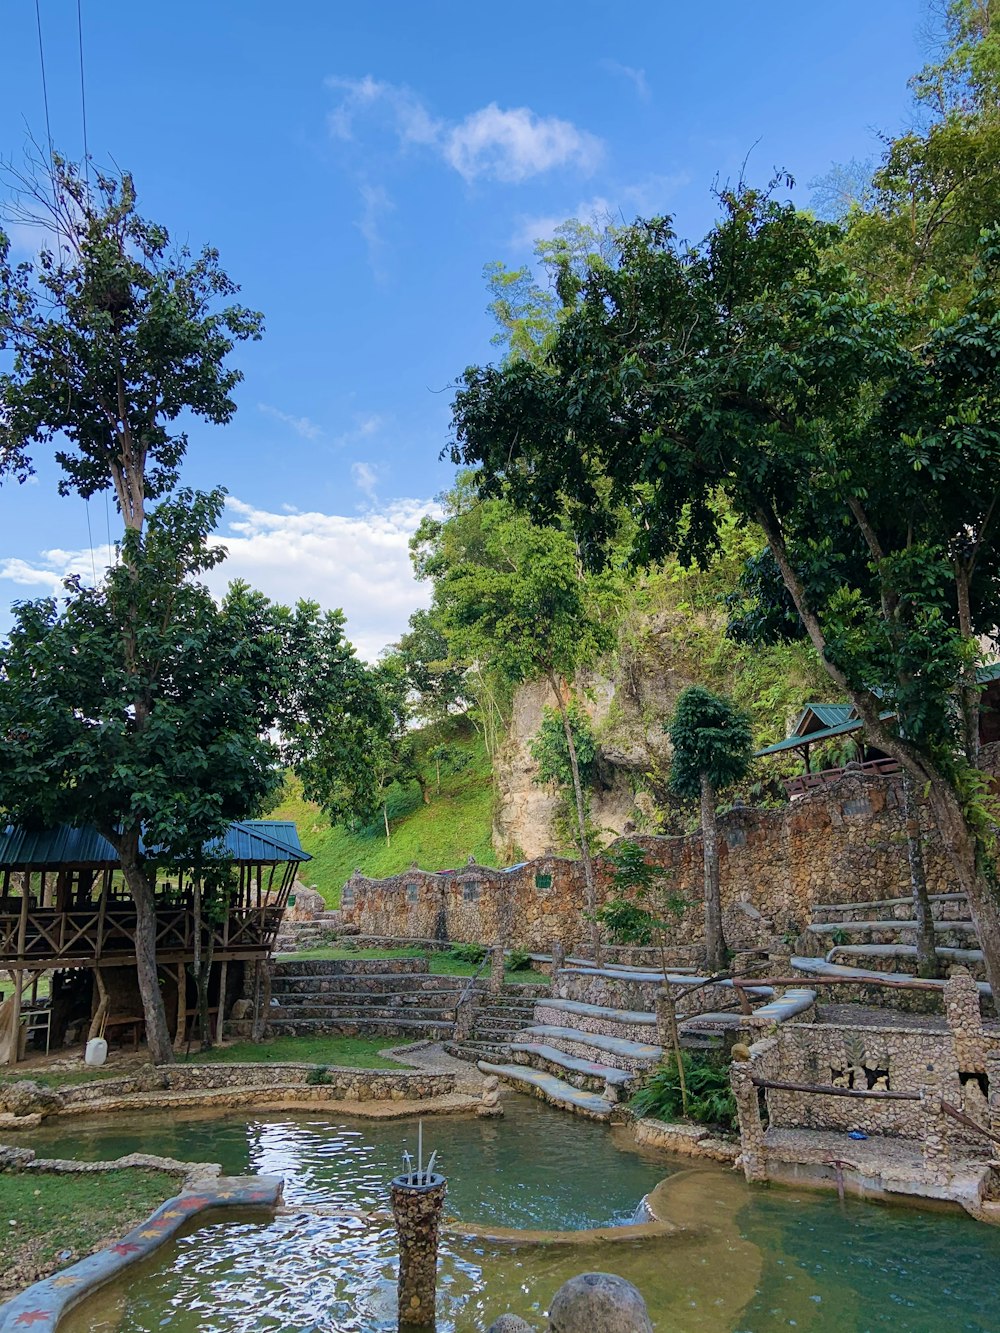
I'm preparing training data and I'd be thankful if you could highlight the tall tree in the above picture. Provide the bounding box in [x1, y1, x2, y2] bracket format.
[668, 688, 752, 971]
[449, 191, 1000, 998]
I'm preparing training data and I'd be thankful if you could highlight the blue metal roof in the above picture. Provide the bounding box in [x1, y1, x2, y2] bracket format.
[0, 820, 310, 870]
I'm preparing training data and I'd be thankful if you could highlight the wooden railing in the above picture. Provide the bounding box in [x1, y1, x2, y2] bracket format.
[0, 903, 285, 968]
[784, 757, 901, 797]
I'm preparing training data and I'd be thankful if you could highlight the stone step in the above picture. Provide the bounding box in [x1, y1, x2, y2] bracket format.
[444, 1039, 510, 1063]
[790, 953, 992, 996]
[476, 1060, 618, 1121]
[807, 921, 978, 947]
[508, 1042, 634, 1098]
[271, 975, 461, 995]
[265, 1016, 453, 1038]
[269, 984, 460, 1004]
[270, 1003, 457, 1022]
[518, 1024, 662, 1073]
[826, 943, 985, 973]
[811, 893, 970, 924]
[533, 998, 657, 1044]
[270, 958, 429, 977]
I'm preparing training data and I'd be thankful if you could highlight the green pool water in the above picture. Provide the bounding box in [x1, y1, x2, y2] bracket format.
[23, 1099, 1000, 1332]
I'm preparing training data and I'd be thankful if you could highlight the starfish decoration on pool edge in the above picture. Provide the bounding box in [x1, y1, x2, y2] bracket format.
[14, 1311, 51, 1326]
[110, 1242, 142, 1256]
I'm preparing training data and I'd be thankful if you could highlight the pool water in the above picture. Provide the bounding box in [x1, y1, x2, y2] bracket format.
[23, 1099, 1000, 1332]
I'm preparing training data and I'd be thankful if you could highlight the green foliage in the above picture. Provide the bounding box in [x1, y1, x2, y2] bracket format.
[529, 702, 598, 790]
[668, 687, 754, 801]
[305, 1065, 334, 1085]
[630, 1052, 737, 1130]
[446, 942, 488, 965]
[0, 157, 262, 514]
[267, 726, 497, 904]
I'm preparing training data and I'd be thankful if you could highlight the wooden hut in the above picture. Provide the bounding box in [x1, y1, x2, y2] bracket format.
[0, 820, 310, 1063]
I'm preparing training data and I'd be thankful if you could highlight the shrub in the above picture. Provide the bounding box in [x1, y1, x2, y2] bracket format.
[630, 1051, 737, 1131]
[305, 1065, 333, 1085]
[446, 943, 488, 965]
[505, 948, 532, 972]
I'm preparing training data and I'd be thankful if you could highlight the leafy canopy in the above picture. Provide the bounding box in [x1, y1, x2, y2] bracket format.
[668, 687, 753, 799]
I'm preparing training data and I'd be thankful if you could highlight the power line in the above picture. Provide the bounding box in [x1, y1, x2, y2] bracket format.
[33, 0, 53, 168]
[76, 0, 90, 180]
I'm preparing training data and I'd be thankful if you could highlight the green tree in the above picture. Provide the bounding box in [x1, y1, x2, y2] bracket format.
[667, 688, 752, 971]
[448, 189, 1000, 997]
[529, 701, 599, 853]
[425, 492, 615, 947]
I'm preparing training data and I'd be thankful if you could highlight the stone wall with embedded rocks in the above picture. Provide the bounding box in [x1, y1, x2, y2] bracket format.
[341, 767, 983, 954]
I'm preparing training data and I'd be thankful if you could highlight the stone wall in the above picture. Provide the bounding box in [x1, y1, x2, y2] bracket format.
[342, 765, 989, 953]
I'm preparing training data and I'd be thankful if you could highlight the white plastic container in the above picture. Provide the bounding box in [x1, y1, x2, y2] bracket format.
[85, 1036, 108, 1067]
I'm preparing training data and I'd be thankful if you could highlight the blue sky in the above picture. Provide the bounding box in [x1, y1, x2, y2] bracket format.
[1, 1, 925, 657]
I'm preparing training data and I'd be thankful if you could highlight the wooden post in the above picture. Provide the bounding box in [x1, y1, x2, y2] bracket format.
[8, 969, 23, 1066]
[216, 961, 229, 1045]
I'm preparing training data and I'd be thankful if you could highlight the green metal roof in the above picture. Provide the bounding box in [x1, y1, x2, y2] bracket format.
[796, 703, 853, 732]
[755, 718, 863, 758]
[0, 820, 310, 870]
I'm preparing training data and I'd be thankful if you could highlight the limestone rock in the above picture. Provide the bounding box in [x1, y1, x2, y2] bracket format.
[487, 1316, 537, 1332]
[0, 1144, 36, 1171]
[132, 1063, 169, 1093]
[548, 1273, 653, 1333]
[0, 1079, 65, 1118]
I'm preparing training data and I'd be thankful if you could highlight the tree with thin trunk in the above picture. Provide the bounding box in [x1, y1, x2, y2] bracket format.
[667, 689, 753, 972]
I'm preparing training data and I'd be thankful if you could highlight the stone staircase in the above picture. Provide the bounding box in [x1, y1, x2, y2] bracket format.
[471, 962, 817, 1120]
[445, 983, 544, 1063]
[265, 958, 463, 1039]
[803, 892, 986, 982]
[274, 909, 344, 954]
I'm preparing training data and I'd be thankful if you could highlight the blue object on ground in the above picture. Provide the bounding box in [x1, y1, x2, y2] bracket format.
[848, 1131, 868, 1140]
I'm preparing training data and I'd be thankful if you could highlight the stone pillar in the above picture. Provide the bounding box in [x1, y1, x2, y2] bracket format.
[731, 1064, 768, 1183]
[391, 1172, 447, 1328]
[944, 967, 987, 1074]
[920, 1084, 952, 1185]
[551, 940, 565, 975]
[489, 943, 506, 995]
[986, 1046, 1000, 1140]
[453, 992, 476, 1040]
[654, 986, 678, 1050]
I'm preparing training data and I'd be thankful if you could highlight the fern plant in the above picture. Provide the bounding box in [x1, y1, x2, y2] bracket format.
[630, 1051, 737, 1131]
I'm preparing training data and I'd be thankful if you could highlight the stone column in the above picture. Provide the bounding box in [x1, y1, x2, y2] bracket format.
[731, 1064, 768, 1183]
[654, 986, 678, 1050]
[551, 940, 565, 976]
[489, 943, 506, 995]
[391, 1172, 447, 1328]
[944, 967, 987, 1075]
[920, 1082, 952, 1185]
[986, 1046, 1000, 1140]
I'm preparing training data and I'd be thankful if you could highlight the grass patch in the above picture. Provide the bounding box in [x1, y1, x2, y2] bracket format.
[269, 724, 497, 906]
[183, 1034, 408, 1069]
[278, 944, 548, 984]
[0, 1169, 178, 1296]
[0, 1066, 122, 1090]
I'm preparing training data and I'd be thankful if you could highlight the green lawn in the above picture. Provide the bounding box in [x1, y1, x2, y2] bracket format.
[0, 1169, 179, 1297]
[183, 1033, 408, 1068]
[279, 944, 548, 985]
[269, 725, 497, 906]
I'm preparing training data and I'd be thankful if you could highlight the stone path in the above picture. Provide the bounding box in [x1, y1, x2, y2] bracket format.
[382, 1039, 484, 1093]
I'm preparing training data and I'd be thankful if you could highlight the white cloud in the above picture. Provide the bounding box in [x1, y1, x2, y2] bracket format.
[326, 75, 602, 184]
[0, 497, 439, 661]
[257, 403, 323, 440]
[331, 411, 386, 450]
[444, 104, 602, 183]
[351, 461, 380, 499]
[601, 60, 650, 101]
[355, 183, 395, 280]
[0, 543, 114, 594]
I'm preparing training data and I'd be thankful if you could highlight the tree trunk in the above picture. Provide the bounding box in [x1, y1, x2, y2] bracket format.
[383, 802, 391, 844]
[902, 771, 941, 979]
[548, 673, 601, 961]
[192, 879, 214, 1052]
[919, 773, 1000, 999]
[700, 773, 725, 971]
[955, 565, 981, 766]
[115, 833, 174, 1065]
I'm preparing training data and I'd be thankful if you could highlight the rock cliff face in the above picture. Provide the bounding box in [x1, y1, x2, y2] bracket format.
[492, 615, 710, 859]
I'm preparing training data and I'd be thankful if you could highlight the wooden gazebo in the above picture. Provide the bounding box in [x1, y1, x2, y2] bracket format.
[0, 819, 310, 1063]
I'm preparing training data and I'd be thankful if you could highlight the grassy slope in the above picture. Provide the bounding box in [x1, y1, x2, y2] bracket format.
[269, 728, 497, 907]
[0, 1170, 178, 1295]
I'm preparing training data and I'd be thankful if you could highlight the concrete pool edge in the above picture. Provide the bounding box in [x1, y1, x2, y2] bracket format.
[0, 1170, 283, 1333]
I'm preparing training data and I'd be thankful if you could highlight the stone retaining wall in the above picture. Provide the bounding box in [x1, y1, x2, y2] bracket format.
[342, 764, 992, 952]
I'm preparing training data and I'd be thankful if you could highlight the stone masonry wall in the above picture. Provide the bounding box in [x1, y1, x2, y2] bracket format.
[342, 765, 986, 953]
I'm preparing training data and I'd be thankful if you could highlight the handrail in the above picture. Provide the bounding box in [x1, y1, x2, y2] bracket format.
[750, 1074, 922, 1102]
[940, 1099, 1000, 1149]
[732, 975, 946, 993]
[455, 951, 491, 1008]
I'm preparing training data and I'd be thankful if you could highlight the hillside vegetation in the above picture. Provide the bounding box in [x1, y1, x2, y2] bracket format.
[269, 725, 497, 906]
